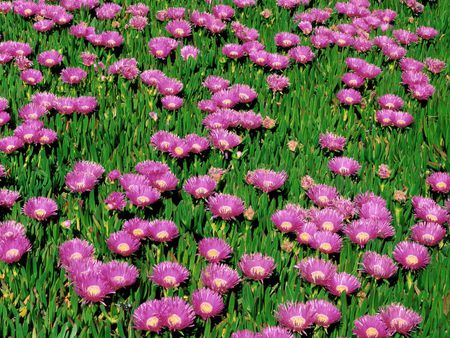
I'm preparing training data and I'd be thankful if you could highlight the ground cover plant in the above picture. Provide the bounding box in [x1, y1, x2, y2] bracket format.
[0, 0, 449, 337]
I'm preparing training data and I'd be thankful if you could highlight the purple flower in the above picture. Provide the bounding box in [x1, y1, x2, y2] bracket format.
[148, 37, 178, 59]
[326, 272, 361, 296]
[414, 203, 447, 224]
[203, 76, 230, 93]
[310, 231, 342, 254]
[20, 69, 43, 86]
[425, 58, 446, 74]
[296, 257, 337, 286]
[201, 263, 240, 293]
[101, 260, 139, 290]
[37, 50, 63, 68]
[0, 233, 31, 264]
[393, 29, 418, 45]
[319, 132, 346, 151]
[399, 58, 424, 72]
[209, 129, 242, 152]
[307, 184, 339, 207]
[23, 197, 58, 221]
[180, 45, 199, 60]
[0, 136, 24, 154]
[207, 193, 245, 220]
[343, 219, 378, 246]
[106, 230, 141, 256]
[377, 94, 404, 110]
[129, 16, 148, 31]
[192, 288, 224, 320]
[133, 300, 164, 332]
[161, 95, 183, 110]
[122, 218, 151, 239]
[275, 32, 300, 48]
[353, 315, 389, 338]
[276, 302, 314, 333]
[267, 53, 290, 70]
[266, 74, 290, 92]
[379, 304, 421, 336]
[336, 88, 362, 105]
[148, 220, 179, 242]
[308, 299, 341, 327]
[95, 3, 122, 20]
[149, 261, 189, 288]
[105, 192, 126, 211]
[65, 171, 98, 193]
[161, 296, 195, 331]
[341, 72, 365, 88]
[126, 186, 161, 208]
[184, 175, 217, 199]
[238, 253, 276, 281]
[362, 251, 397, 280]
[166, 20, 192, 38]
[198, 237, 233, 263]
[328, 156, 361, 176]
[416, 26, 438, 40]
[409, 83, 435, 101]
[61, 67, 87, 85]
[0, 189, 20, 208]
[311, 208, 343, 232]
[246, 169, 288, 193]
[212, 4, 235, 20]
[411, 222, 446, 246]
[74, 272, 113, 303]
[393, 241, 430, 270]
[58, 238, 95, 268]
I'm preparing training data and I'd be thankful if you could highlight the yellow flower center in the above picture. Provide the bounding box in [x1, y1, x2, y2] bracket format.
[422, 234, 435, 242]
[222, 99, 232, 106]
[250, 266, 266, 276]
[137, 196, 150, 204]
[436, 181, 447, 189]
[218, 139, 230, 148]
[35, 209, 46, 218]
[87, 285, 101, 296]
[319, 242, 332, 252]
[146, 316, 159, 328]
[200, 302, 213, 314]
[280, 221, 292, 230]
[322, 221, 334, 231]
[299, 232, 310, 242]
[132, 229, 144, 237]
[117, 243, 130, 252]
[207, 249, 219, 259]
[156, 231, 169, 239]
[6, 248, 19, 259]
[356, 232, 370, 242]
[311, 270, 325, 281]
[213, 278, 226, 287]
[405, 254, 418, 265]
[70, 252, 83, 260]
[163, 275, 177, 286]
[45, 59, 54, 65]
[195, 187, 208, 195]
[24, 133, 34, 140]
[336, 284, 349, 294]
[391, 317, 407, 327]
[174, 146, 184, 155]
[345, 96, 354, 103]
[174, 28, 185, 36]
[365, 327, 379, 338]
[426, 214, 437, 222]
[290, 315, 306, 327]
[316, 314, 329, 324]
[155, 180, 167, 188]
[219, 206, 232, 214]
[318, 196, 328, 204]
[27, 77, 35, 83]
[168, 314, 182, 326]
[113, 276, 125, 283]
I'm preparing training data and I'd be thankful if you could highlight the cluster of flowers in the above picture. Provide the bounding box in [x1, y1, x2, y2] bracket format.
[0, 221, 31, 264]
[353, 303, 421, 337]
[69, 22, 123, 48]
[65, 161, 105, 193]
[276, 0, 310, 10]
[293, 7, 332, 35]
[151, 131, 210, 158]
[108, 58, 139, 80]
[337, 57, 382, 106]
[375, 93, 413, 128]
[140, 69, 184, 110]
[399, 57, 436, 101]
[0, 93, 97, 154]
[125, 3, 150, 31]
[106, 219, 179, 257]
[0, 40, 35, 72]
[59, 238, 138, 303]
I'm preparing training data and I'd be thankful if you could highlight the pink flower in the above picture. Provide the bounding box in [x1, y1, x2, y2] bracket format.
[198, 237, 233, 263]
[201, 263, 240, 293]
[101, 260, 139, 290]
[266, 74, 290, 92]
[426, 172, 450, 193]
[308, 299, 341, 327]
[411, 222, 446, 246]
[296, 257, 337, 286]
[161, 296, 195, 331]
[362, 251, 397, 280]
[58, 238, 95, 268]
[319, 133, 346, 151]
[37, 50, 63, 68]
[343, 219, 378, 246]
[0, 232, 31, 264]
[105, 192, 126, 211]
[61, 67, 87, 85]
[425, 58, 446, 74]
[180, 45, 199, 60]
[328, 156, 361, 176]
[133, 300, 164, 332]
[183, 175, 217, 199]
[326, 272, 361, 296]
[379, 304, 421, 336]
[392, 241, 430, 270]
[126, 186, 161, 207]
[23, 197, 58, 221]
[166, 20, 191, 38]
[207, 193, 245, 220]
[246, 169, 288, 193]
[209, 129, 242, 152]
[148, 220, 179, 242]
[20, 69, 43, 86]
[310, 231, 342, 253]
[123, 218, 151, 239]
[353, 315, 389, 338]
[238, 253, 276, 280]
[336, 88, 362, 105]
[73, 272, 113, 303]
[106, 230, 141, 256]
[0, 189, 20, 208]
[274, 32, 300, 48]
[341, 72, 365, 88]
[307, 184, 338, 207]
[276, 302, 314, 333]
[149, 261, 189, 288]
[377, 94, 404, 110]
[192, 288, 224, 320]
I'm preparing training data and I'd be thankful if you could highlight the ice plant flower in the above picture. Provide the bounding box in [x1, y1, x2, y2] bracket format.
[319, 133, 346, 152]
[192, 288, 225, 320]
[426, 172, 450, 193]
[307, 184, 339, 207]
[296, 257, 337, 286]
[106, 230, 141, 257]
[198, 237, 233, 263]
[207, 193, 245, 220]
[21, 69, 43, 86]
[362, 251, 397, 280]
[238, 253, 276, 281]
[126, 186, 161, 207]
[104, 192, 126, 211]
[328, 157, 361, 176]
[0, 228, 31, 264]
[101, 261, 139, 290]
[149, 261, 190, 288]
[23, 197, 58, 221]
[184, 175, 217, 199]
[58, 238, 95, 268]
[326, 272, 361, 296]
[148, 220, 179, 242]
[266, 74, 290, 92]
[0, 189, 20, 208]
[61, 67, 87, 85]
[246, 169, 288, 193]
[276, 302, 314, 333]
[343, 219, 378, 247]
[271, 208, 304, 233]
[411, 222, 446, 246]
[353, 315, 389, 338]
[392, 241, 430, 270]
[122, 218, 151, 239]
[379, 304, 422, 336]
[310, 231, 342, 254]
[161, 296, 195, 331]
[308, 299, 341, 327]
[201, 263, 240, 293]
[74, 272, 113, 303]
[133, 300, 164, 332]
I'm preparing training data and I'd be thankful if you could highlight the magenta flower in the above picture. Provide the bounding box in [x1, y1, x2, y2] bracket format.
[266, 74, 290, 92]
[74, 272, 113, 303]
[409, 83, 435, 101]
[119, 173, 150, 191]
[362, 251, 397, 280]
[231, 330, 260, 338]
[209, 129, 242, 152]
[129, 16, 148, 31]
[0, 221, 25, 239]
[212, 4, 235, 20]
[141, 69, 165, 87]
[296, 257, 337, 286]
[149, 172, 178, 192]
[319, 133, 346, 152]
[249, 50, 269, 66]
[341, 72, 365, 88]
[183, 175, 217, 199]
[18, 103, 47, 120]
[161, 296, 195, 331]
[58, 238, 95, 268]
[150, 261, 189, 288]
[399, 58, 424, 72]
[275, 32, 300, 48]
[148, 37, 178, 59]
[296, 223, 318, 245]
[276, 302, 314, 333]
[377, 94, 404, 110]
[192, 288, 224, 320]
[379, 304, 422, 336]
[95, 3, 122, 20]
[310, 231, 342, 254]
[23, 197, 57, 221]
[61, 67, 87, 85]
[392, 241, 430, 270]
[203, 76, 230, 93]
[207, 193, 245, 220]
[411, 222, 446, 246]
[104, 192, 126, 211]
[148, 220, 179, 242]
[425, 58, 446, 74]
[0, 136, 24, 154]
[201, 263, 240, 294]
[0, 233, 31, 264]
[127, 4, 149, 17]
[414, 203, 447, 224]
[230, 84, 257, 104]
[65, 172, 98, 193]
[336, 88, 362, 105]
[326, 272, 360, 296]
[353, 315, 389, 338]
[267, 53, 290, 70]
[343, 219, 378, 246]
[376, 109, 394, 127]
[393, 29, 418, 45]
[180, 45, 199, 60]
[307, 184, 338, 207]
[20, 69, 43, 86]
[246, 169, 288, 193]
[166, 20, 191, 38]
[106, 230, 141, 256]
[101, 260, 138, 290]
[308, 299, 341, 327]
[198, 237, 233, 263]
[391, 111, 414, 128]
[161, 95, 183, 110]
[238, 253, 276, 281]
[271, 208, 303, 233]
[260, 326, 294, 338]
[0, 189, 20, 208]
[328, 156, 361, 176]
[37, 50, 63, 68]
[135, 160, 169, 178]
[311, 208, 343, 232]
[426, 172, 450, 193]
[126, 186, 161, 208]
[133, 300, 164, 332]
[123, 218, 151, 239]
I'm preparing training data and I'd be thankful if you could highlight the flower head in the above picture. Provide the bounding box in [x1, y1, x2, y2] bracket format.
[192, 288, 225, 320]
[148, 220, 179, 242]
[353, 315, 389, 338]
[23, 197, 58, 221]
[198, 237, 233, 263]
[392, 241, 430, 270]
[308, 299, 341, 327]
[276, 302, 314, 333]
[362, 251, 397, 279]
[296, 257, 337, 286]
[150, 262, 189, 288]
[133, 300, 164, 332]
[238, 253, 276, 280]
[101, 260, 139, 290]
[207, 193, 245, 220]
[379, 304, 421, 336]
[106, 230, 141, 256]
[201, 263, 240, 293]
